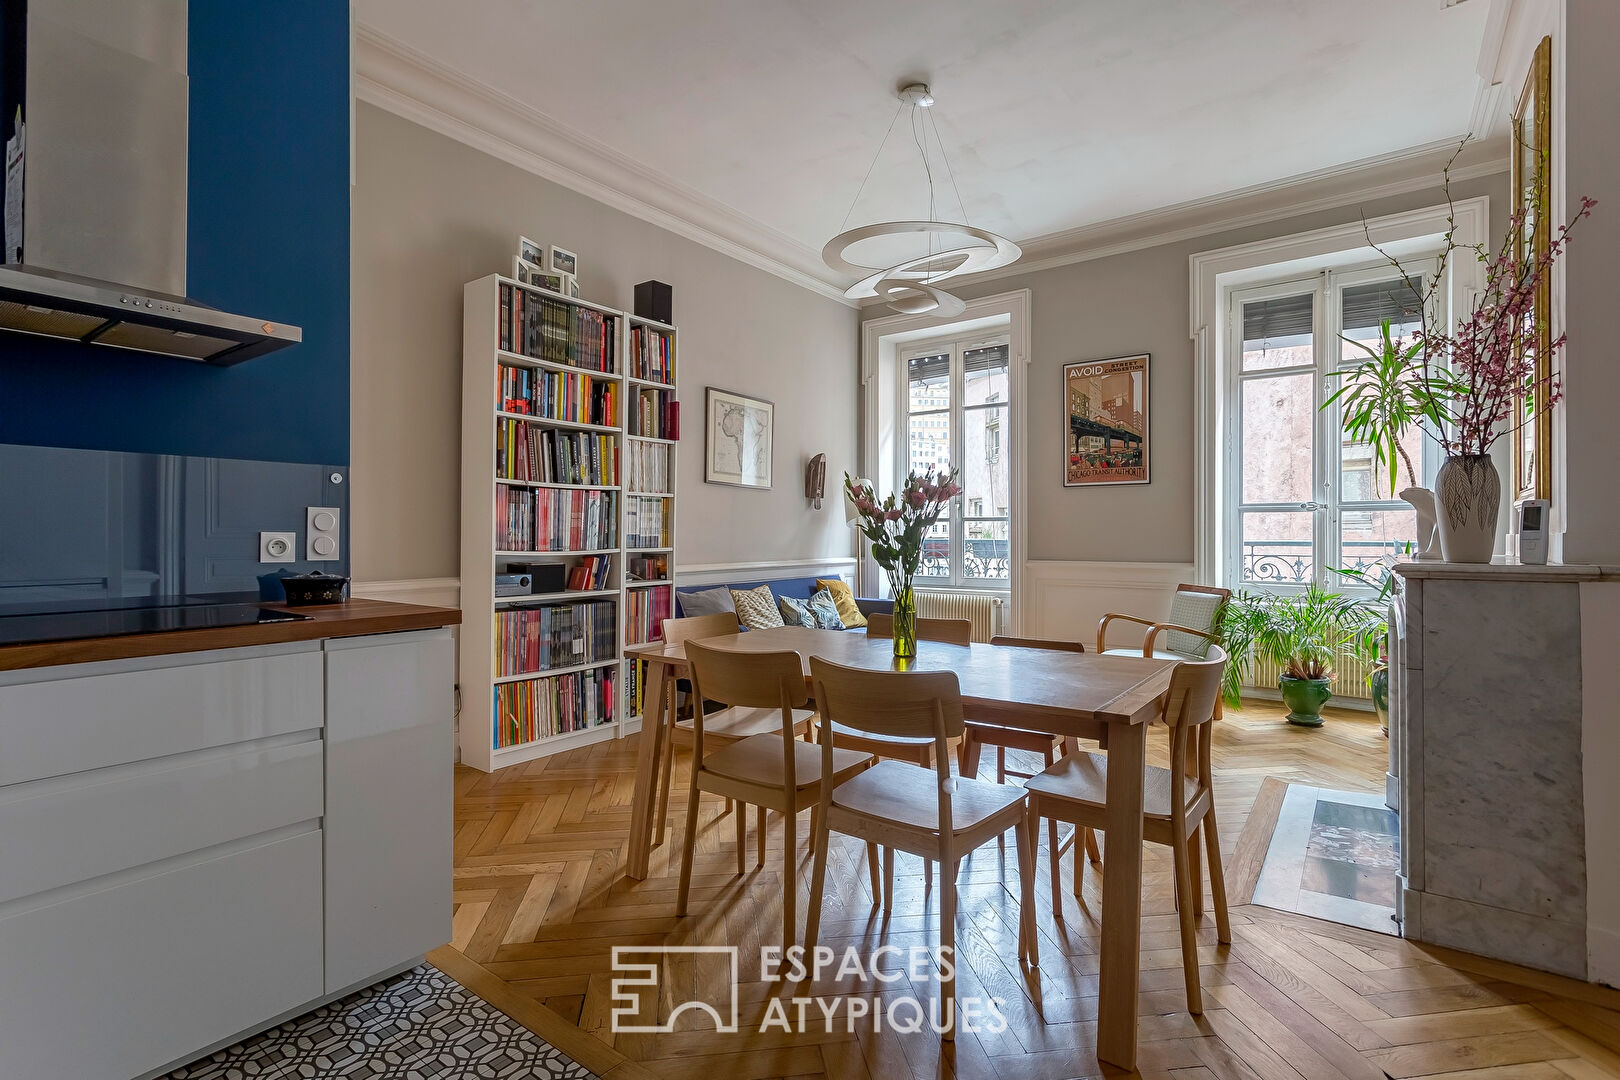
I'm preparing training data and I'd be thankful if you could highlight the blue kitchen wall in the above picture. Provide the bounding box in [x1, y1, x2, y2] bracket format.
[0, 1, 350, 465]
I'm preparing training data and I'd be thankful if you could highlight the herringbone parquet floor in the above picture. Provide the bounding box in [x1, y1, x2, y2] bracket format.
[445, 704, 1620, 1080]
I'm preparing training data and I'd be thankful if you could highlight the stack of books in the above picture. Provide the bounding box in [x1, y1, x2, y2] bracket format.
[496, 488, 617, 551]
[497, 420, 618, 486]
[624, 585, 672, 645]
[625, 496, 670, 549]
[625, 441, 672, 493]
[626, 553, 668, 583]
[494, 599, 617, 677]
[493, 667, 616, 748]
[628, 325, 673, 384]
[567, 555, 613, 591]
[632, 388, 679, 440]
[499, 282, 615, 372]
[498, 364, 618, 426]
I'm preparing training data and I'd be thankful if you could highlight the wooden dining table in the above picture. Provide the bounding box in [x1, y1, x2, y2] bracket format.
[623, 625, 1178, 1070]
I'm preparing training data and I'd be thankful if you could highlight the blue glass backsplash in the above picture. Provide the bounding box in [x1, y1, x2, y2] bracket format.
[0, 444, 347, 610]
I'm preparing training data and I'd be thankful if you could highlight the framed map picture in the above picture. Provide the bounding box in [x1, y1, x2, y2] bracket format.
[705, 387, 774, 489]
[1063, 354, 1149, 486]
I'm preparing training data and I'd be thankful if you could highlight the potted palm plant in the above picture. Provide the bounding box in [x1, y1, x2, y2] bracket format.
[1221, 586, 1384, 727]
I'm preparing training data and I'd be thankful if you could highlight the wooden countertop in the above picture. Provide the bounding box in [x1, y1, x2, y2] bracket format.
[0, 598, 462, 672]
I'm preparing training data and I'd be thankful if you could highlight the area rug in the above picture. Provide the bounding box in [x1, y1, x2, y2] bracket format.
[1250, 783, 1400, 935]
[167, 963, 595, 1080]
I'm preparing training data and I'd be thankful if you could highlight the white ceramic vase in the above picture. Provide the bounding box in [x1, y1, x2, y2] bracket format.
[1435, 454, 1500, 563]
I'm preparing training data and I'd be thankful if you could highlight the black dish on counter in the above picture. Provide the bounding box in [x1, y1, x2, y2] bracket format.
[280, 572, 349, 606]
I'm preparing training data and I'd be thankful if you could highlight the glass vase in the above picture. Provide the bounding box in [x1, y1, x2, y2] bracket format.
[892, 584, 917, 659]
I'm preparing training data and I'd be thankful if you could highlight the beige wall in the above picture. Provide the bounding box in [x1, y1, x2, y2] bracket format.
[351, 104, 860, 583]
[935, 173, 1508, 565]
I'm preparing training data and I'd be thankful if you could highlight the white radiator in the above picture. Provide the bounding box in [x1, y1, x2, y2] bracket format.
[915, 590, 1005, 643]
[1247, 649, 1374, 703]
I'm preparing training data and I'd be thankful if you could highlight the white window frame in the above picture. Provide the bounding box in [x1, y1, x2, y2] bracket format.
[1190, 199, 1490, 587]
[1225, 260, 1445, 592]
[898, 332, 1014, 590]
[859, 289, 1030, 628]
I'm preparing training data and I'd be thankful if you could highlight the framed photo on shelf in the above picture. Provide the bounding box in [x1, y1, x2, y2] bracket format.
[513, 256, 546, 286]
[1512, 35, 1553, 503]
[1063, 353, 1150, 486]
[548, 245, 578, 276]
[517, 236, 544, 267]
[704, 386, 773, 489]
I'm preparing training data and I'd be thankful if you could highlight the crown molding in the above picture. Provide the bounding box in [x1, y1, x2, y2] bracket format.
[860, 135, 1509, 304]
[353, 25, 857, 307]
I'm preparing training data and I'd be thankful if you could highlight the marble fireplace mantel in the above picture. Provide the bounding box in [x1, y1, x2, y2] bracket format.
[1389, 560, 1610, 979]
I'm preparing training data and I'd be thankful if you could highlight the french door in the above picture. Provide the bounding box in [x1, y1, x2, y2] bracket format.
[1225, 261, 1440, 592]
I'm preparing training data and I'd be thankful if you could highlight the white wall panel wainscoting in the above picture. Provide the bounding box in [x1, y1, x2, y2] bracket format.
[1020, 561, 1193, 646]
[675, 557, 856, 590]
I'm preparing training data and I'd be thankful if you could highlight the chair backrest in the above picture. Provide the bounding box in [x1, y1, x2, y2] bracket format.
[684, 639, 809, 712]
[662, 611, 739, 645]
[1159, 645, 1227, 820]
[864, 612, 973, 646]
[1165, 584, 1230, 658]
[989, 635, 1085, 653]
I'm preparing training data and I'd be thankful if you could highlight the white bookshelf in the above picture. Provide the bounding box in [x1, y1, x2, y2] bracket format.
[461, 274, 678, 772]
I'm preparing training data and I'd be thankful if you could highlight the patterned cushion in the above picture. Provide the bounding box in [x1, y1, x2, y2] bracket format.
[1166, 589, 1226, 658]
[679, 586, 736, 619]
[815, 578, 866, 628]
[777, 594, 817, 628]
[806, 589, 846, 630]
[731, 584, 785, 630]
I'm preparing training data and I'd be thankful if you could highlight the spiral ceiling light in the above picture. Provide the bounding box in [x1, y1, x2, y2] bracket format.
[823, 84, 1020, 316]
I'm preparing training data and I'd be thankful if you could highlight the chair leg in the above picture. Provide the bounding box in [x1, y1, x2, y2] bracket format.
[805, 807, 831, 961]
[866, 842, 882, 907]
[1084, 827, 1102, 864]
[924, 858, 934, 892]
[782, 809, 797, 951]
[1171, 829, 1204, 1014]
[1016, 816, 1040, 968]
[756, 805, 767, 869]
[676, 778, 702, 917]
[654, 718, 676, 848]
[996, 746, 1006, 784]
[882, 847, 895, 915]
[1073, 827, 1085, 897]
[735, 802, 747, 874]
[940, 857, 959, 1041]
[1044, 807, 1063, 919]
[1190, 824, 1205, 918]
[1203, 809, 1232, 944]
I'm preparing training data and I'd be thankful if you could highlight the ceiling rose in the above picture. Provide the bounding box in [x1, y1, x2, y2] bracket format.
[823, 83, 1020, 316]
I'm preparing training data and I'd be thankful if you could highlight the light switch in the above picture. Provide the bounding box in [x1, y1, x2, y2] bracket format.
[307, 506, 341, 561]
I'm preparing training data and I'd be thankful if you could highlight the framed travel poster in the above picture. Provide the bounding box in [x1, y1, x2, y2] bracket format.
[1063, 353, 1149, 486]
[705, 386, 773, 489]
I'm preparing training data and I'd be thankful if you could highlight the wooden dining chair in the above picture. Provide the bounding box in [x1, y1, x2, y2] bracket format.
[675, 642, 872, 950]
[804, 658, 1038, 1036]
[864, 611, 973, 645]
[1024, 645, 1231, 1014]
[653, 612, 811, 850]
[1097, 583, 1230, 661]
[957, 635, 1104, 879]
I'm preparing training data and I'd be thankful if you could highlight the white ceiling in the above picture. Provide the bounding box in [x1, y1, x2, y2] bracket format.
[356, 0, 1493, 283]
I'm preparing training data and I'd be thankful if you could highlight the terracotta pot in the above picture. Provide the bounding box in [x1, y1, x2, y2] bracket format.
[1435, 454, 1500, 563]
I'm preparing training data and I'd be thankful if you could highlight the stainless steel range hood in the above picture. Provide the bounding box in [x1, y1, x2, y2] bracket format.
[0, 0, 301, 365]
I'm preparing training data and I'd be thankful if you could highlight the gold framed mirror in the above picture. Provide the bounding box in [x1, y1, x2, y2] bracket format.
[1512, 35, 1553, 502]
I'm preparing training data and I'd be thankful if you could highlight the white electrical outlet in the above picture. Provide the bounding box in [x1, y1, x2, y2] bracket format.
[260, 531, 296, 563]
[307, 506, 341, 561]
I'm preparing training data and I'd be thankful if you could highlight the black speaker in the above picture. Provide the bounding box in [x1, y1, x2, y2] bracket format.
[634, 280, 673, 325]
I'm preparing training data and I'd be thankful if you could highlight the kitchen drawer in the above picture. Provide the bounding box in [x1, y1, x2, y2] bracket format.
[0, 825, 324, 1080]
[0, 645, 322, 786]
[0, 736, 322, 905]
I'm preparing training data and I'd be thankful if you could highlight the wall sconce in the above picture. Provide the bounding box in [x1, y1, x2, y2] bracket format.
[805, 453, 827, 509]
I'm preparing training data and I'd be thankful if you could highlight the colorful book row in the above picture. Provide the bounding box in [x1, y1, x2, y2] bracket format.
[625, 495, 671, 550]
[625, 584, 672, 646]
[498, 364, 618, 427]
[494, 599, 618, 678]
[628, 324, 674, 385]
[496, 487, 618, 552]
[632, 388, 679, 440]
[499, 283, 615, 373]
[624, 440, 672, 494]
[497, 420, 618, 486]
[493, 666, 617, 748]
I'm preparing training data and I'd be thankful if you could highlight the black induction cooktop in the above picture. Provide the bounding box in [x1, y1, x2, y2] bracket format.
[0, 596, 311, 647]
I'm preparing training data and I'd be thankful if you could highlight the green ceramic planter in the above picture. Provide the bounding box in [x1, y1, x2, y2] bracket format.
[1279, 675, 1333, 727]
[1370, 664, 1390, 737]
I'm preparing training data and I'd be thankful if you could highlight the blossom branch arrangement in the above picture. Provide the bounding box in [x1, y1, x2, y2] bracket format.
[844, 468, 961, 594]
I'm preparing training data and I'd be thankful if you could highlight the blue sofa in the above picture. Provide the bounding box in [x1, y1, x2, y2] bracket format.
[675, 576, 890, 626]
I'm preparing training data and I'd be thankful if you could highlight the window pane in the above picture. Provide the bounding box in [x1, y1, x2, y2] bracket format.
[907, 411, 951, 476]
[1241, 373, 1314, 504]
[916, 518, 951, 579]
[1340, 508, 1416, 575]
[1340, 276, 1424, 355]
[1339, 425, 1425, 501]
[1241, 511, 1314, 585]
[1242, 294, 1314, 371]
[964, 344, 1008, 406]
[908, 352, 950, 413]
[962, 405, 1008, 514]
[964, 519, 1009, 581]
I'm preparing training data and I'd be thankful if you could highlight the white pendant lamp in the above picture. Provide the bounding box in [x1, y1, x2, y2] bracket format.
[823, 84, 1020, 317]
